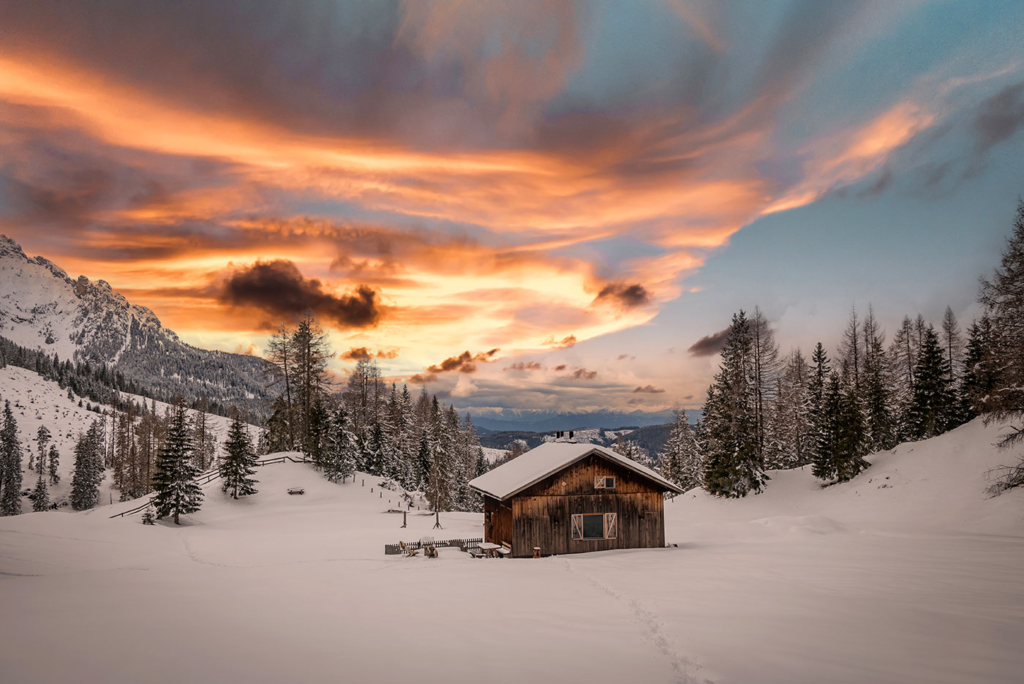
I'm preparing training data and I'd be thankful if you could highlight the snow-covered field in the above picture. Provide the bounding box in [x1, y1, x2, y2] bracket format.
[1, 418, 1022, 683]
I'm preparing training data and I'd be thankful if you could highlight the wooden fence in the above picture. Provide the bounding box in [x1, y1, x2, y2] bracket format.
[108, 454, 311, 518]
[384, 537, 483, 555]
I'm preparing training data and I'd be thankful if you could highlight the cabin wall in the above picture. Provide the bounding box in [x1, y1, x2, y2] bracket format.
[506, 455, 666, 558]
[483, 495, 513, 546]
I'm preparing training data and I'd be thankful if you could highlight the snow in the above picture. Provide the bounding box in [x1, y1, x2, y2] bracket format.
[469, 441, 682, 499]
[1, 418, 1023, 683]
[481, 446, 505, 463]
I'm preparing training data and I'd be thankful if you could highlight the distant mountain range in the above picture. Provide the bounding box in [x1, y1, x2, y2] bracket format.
[468, 408, 700, 433]
[0, 235, 272, 415]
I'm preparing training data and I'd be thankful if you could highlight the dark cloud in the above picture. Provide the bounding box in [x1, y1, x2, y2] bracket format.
[376, 349, 399, 359]
[220, 259, 380, 329]
[543, 334, 577, 348]
[593, 283, 650, 309]
[617, 354, 635, 361]
[688, 327, 731, 357]
[554, 364, 567, 371]
[633, 385, 665, 394]
[504, 361, 542, 372]
[858, 167, 892, 197]
[341, 347, 373, 361]
[973, 81, 1024, 153]
[407, 373, 438, 384]
[570, 368, 597, 380]
[426, 348, 500, 374]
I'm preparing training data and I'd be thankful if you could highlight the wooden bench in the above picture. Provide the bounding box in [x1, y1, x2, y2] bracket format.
[398, 541, 419, 557]
[287, 488, 305, 495]
[424, 544, 438, 558]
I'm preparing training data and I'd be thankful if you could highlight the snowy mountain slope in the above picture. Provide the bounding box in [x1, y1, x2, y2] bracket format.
[0, 418, 1022, 683]
[0, 235, 271, 411]
[0, 364, 260, 511]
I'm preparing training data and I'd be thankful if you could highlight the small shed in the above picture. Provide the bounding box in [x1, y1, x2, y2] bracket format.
[468, 443, 683, 558]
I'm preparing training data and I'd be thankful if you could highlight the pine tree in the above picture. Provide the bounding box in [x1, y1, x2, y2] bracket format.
[750, 307, 781, 464]
[838, 308, 862, 393]
[33, 425, 51, 472]
[47, 444, 60, 485]
[888, 315, 917, 440]
[152, 402, 203, 524]
[1, 401, 25, 516]
[908, 326, 955, 440]
[219, 415, 258, 499]
[835, 381, 870, 482]
[701, 311, 766, 497]
[658, 410, 702, 494]
[70, 421, 104, 511]
[31, 474, 49, 512]
[813, 374, 842, 482]
[962, 315, 999, 419]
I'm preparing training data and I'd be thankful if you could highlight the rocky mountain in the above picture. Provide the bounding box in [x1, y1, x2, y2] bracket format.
[0, 235, 271, 415]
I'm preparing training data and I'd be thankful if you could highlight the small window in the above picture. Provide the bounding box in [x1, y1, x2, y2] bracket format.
[571, 513, 617, 541]
[594, 476, 616, 489]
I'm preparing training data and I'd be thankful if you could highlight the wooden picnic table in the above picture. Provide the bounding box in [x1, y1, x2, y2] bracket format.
[478, 542, 501, 558]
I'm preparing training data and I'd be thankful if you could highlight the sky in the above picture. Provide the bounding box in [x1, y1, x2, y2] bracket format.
[1, 0, 1023, 416]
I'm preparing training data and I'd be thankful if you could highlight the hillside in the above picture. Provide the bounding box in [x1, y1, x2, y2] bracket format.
[0, 417, 1021, 682]
[0, 364, 258, 510]
[0, 235, 271, 414]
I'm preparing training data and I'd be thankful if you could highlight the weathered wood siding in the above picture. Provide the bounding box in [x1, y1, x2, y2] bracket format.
[506, 453, 666, 558]
[483, 495, 513, 546]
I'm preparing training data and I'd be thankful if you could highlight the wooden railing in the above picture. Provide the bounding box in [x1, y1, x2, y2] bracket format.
[384, 537, 483, 555]
[108, 454, 311, 518]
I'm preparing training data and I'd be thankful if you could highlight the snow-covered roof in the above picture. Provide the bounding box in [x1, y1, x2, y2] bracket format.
[468, 442, 684, 500]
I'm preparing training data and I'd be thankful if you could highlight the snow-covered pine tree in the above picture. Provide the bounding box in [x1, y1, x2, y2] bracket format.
[835, 380, 870, 482]
[152, 401, 203, 524]
[324, 404, 357, 483]
[398, 385, 417, 489]
[812, 374, 842, 483]
[1, 400, 24, 515]
[457, 413, 484, 511]
[70, 421, 104, 511]
[47, 444, 60, 485]
[613, 437, 651, 468]
[219, 415, 258, 499]
[701, 311, 766, 497]
[808, 343, 830, 464]
[658, 410, 702, 494]
[908, 325, 956, 440]
[31, 473, 49, 512]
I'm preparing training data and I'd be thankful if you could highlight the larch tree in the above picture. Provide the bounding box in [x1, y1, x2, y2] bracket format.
[152, 401, 203, 524]
[979, 200, 1024, 492]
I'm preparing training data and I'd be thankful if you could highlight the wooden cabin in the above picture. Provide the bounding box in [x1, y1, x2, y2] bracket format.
[468, 442, 683, 558]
